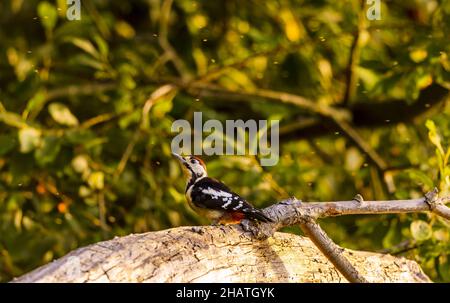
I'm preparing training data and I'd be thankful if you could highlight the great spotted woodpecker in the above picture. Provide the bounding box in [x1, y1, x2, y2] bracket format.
[172, 153, 273, 225]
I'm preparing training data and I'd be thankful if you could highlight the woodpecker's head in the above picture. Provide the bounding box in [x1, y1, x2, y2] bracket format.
[172, 153, 207, 180]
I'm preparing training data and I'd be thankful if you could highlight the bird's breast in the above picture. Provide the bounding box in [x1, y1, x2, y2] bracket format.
[185, 185, 223, 220]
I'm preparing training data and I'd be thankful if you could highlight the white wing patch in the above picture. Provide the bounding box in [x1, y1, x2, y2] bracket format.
[201, 187, 233, 200]
[221, 200, 233, 209]
[233, 201, 244, 210]
[200, 187, 246, 210]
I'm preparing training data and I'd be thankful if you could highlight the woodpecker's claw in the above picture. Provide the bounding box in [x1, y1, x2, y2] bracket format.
[425, 187, 439, 210]
[191, 226, 204, 234]
[280, 197, 299, 205]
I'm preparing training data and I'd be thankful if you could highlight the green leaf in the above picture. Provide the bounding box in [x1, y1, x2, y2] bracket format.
[425, 119, 445, 156]
[48, 103, 79, 126]
[150, 88, 177, 118]
[71, 54, 105, 71]
[87, 171, 104, 190]
[37, 2, 58, 32]
[382, 219, 401, 248]
[23, 90, 47, 120]
[438, 256, 450, 281]
[118, 110, 140, 129]
[152, 98, 173, 118]
[411, 220, 432, 241]
[71, 155, 89, 174]
[0, 111, 28, 128]
[406, 169, 434, 190]
[0, 134, 17, 156]
[67, 38, 101, 59]
[93, 35, 109, 59]
[120, 75, 136, 90]
[18, 128, 41, 153]
[405, 73, 421, 103]
[357, 66, 379, 91]
[34, 136, 61, 166]
[433, 228, 449, 242]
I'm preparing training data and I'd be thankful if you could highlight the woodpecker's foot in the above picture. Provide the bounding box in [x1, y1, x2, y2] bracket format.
[190, 226, 204, 234]
[425, 187, 440, 210]
[240, 219, 252, 232]
[240, 219, 274, 240]
[280, 196, 300, 205]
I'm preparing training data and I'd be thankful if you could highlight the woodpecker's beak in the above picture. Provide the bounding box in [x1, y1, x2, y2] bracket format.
[172, 152, 187, 164]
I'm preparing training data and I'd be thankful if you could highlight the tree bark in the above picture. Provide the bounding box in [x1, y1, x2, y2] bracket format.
[13, 226, 430, 283]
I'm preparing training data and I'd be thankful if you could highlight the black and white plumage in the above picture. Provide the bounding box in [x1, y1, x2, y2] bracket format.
[172, 153, 273, 224]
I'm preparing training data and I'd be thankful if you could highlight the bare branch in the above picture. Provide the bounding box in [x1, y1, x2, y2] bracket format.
[245, 192, 450, 241]
[239, 191, 450, 283]
[334, 119, 388, 171]
[300, 217, 368, 283]
[187, 82, 351, 121]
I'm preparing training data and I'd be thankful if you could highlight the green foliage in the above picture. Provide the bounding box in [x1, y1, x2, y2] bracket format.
[0, 0, 449, 282]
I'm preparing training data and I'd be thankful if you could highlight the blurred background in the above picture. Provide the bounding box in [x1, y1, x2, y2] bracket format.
[0, 0, 449, 282]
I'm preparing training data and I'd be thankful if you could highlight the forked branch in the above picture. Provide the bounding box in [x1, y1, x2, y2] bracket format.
[242, 189, 450, 283]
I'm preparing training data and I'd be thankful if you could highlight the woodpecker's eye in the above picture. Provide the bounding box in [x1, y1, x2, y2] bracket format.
[190, 159, 197, 164]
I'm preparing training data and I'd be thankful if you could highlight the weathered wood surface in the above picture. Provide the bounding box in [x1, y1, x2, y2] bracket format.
[13, 225, 429, 283]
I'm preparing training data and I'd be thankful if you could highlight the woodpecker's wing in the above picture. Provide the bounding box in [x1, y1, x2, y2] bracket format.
[190, 177, 273, 223]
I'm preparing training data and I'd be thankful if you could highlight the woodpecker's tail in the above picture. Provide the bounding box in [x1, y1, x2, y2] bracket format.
[244, 208, 273, 223]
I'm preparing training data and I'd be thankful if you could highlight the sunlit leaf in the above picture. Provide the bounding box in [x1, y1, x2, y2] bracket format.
[48, 103, 79, 126]
[411, 220, 432, 241]
[410, 49, 428, 63]
[67, 38, 101, 59]
[280, 9, 303, 42]
[406, 169, 434, 190]
[88, 171, 104, 190]
[72, 155, 89, 174]
[433, 228, 449, 242]
[115, 21, 135, 39]
[18, 128, 41, 153]
[425, 120, 445, 156]
[23, 90, 47, 120]
[0, 112, 28, 128]
[37, 1, 58, 32]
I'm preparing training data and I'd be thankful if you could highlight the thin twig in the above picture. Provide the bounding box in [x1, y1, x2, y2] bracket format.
[114, 129, 141, 178]
[187, 82, 350, 121]
[342, 1, 365, 106]
[46, 83, 116, 101]
[114, 84, 177, 178]
[379, 239, 419, 255]
[158, 0, 191, 81]
[331, 119, 388, 171]
[80, 112, 117, 129]
[302, 196, 450, 220]
[97, 191, 109, 239]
